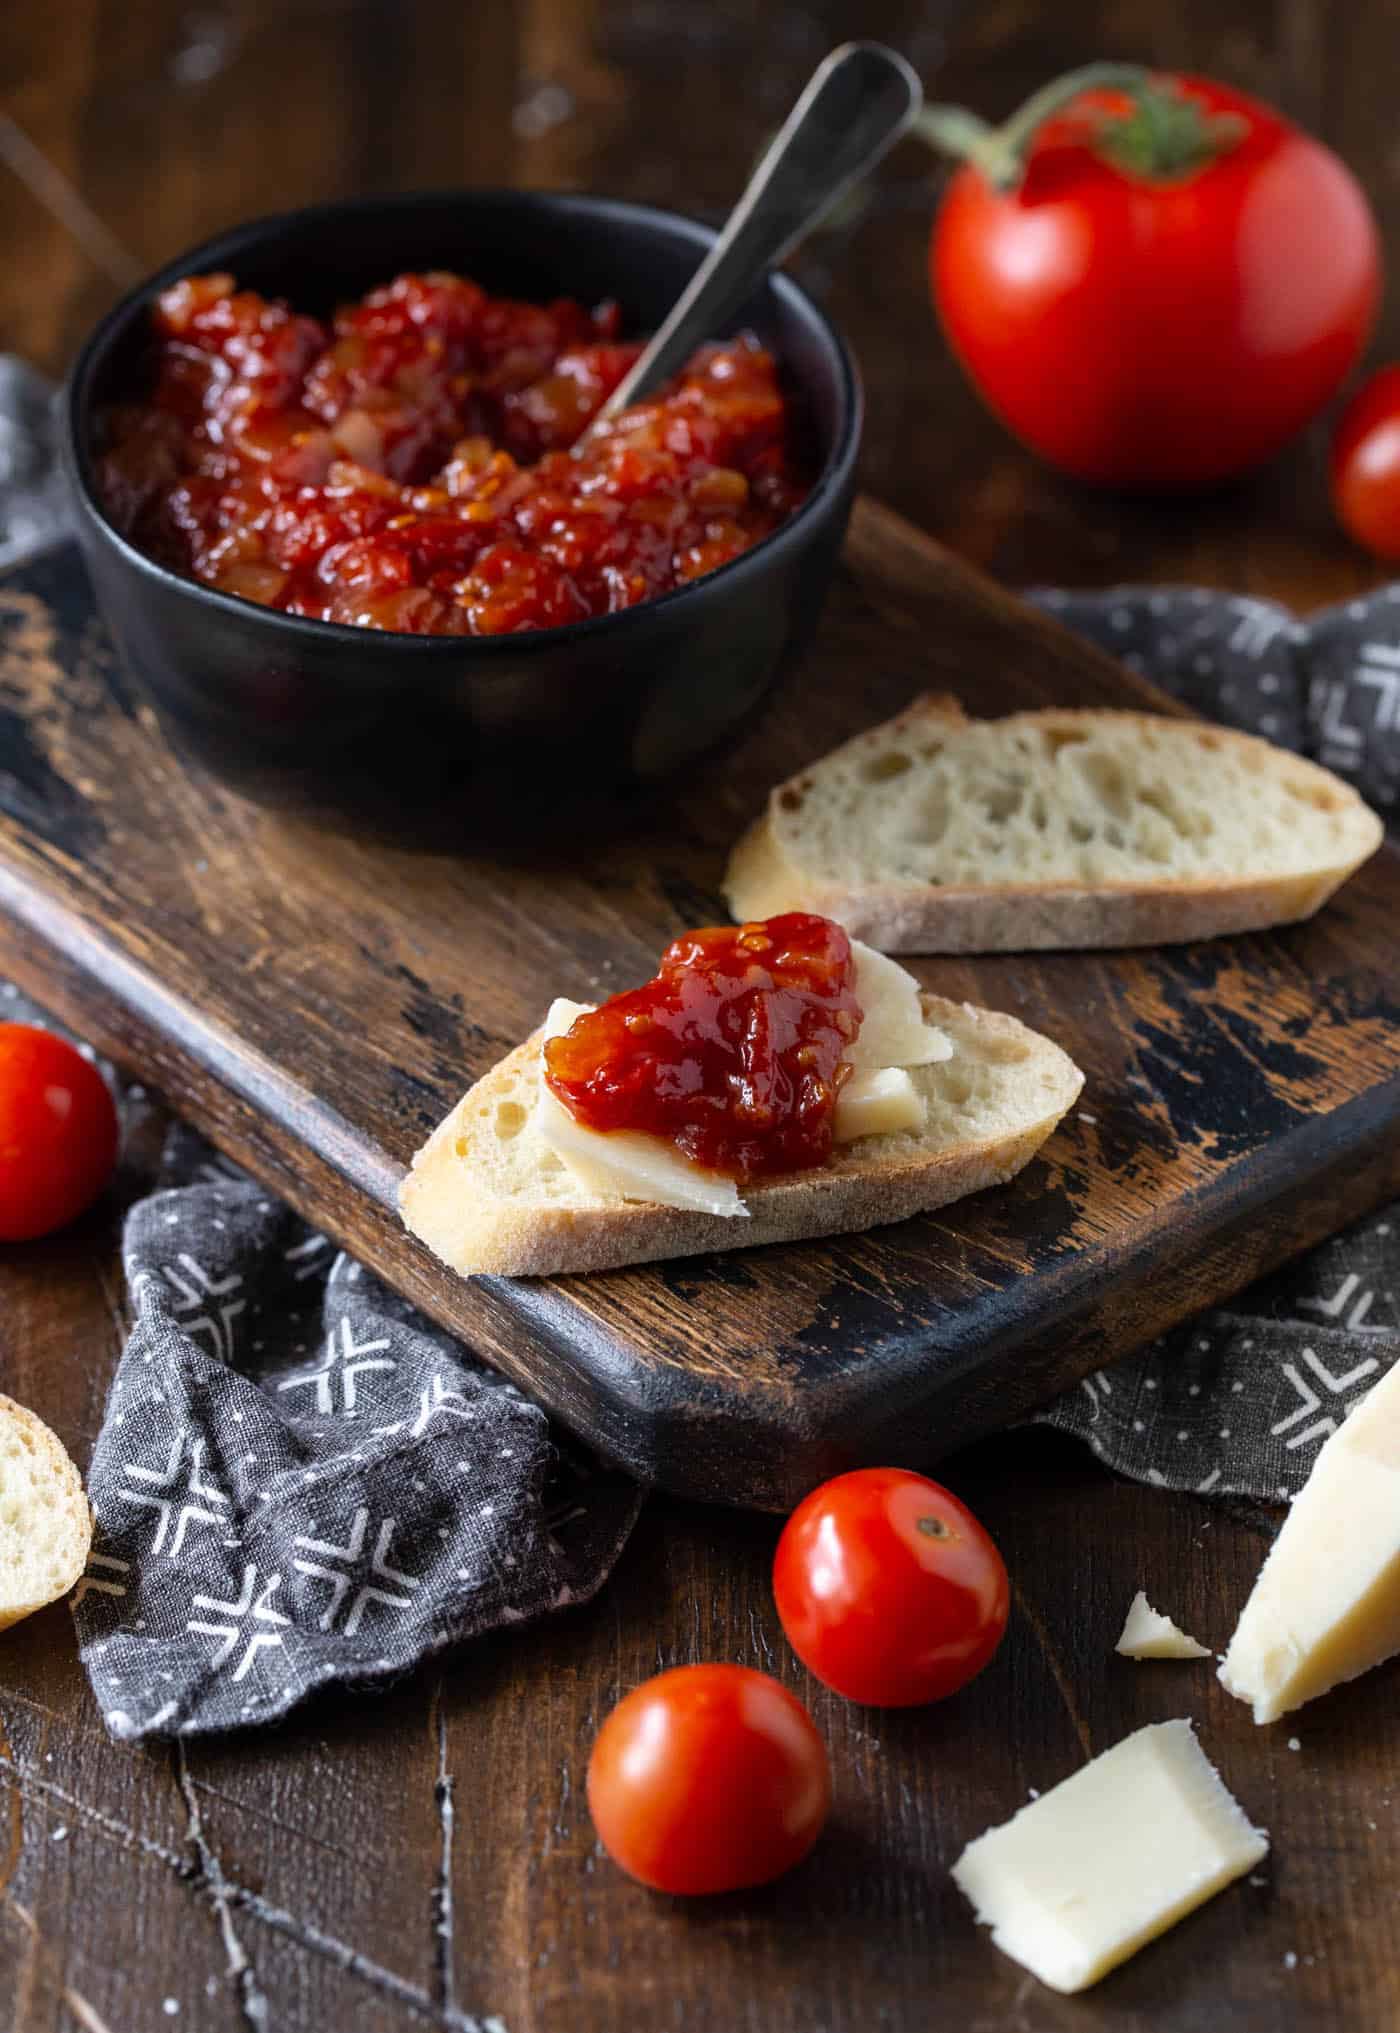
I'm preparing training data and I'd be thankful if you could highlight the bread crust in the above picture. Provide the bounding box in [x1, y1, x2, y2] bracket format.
[400, 995, 1083, 1280]
[723, 702, 1385, 954]
[0, 1394, 93, 1631]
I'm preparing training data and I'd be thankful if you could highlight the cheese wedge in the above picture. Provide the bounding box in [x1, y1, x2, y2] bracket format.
[845, 943, 951, 1069]
[952, 1720, 1267, 1994]
[1116, 1591, 1211, 1661]
[1220, 1356, 1400, 1723]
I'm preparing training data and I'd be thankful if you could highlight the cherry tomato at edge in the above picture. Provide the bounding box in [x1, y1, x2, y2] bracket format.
[773, 1468, 1010, 1708]
[586, 1664, 831, 1894]
[930, 73, 1381, 490]
[1331, 366, 1400, 561]
[0, 1024, 120, 1242]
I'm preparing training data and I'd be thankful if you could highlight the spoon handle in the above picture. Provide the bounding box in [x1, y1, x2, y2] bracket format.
[575, 41, 922, 444]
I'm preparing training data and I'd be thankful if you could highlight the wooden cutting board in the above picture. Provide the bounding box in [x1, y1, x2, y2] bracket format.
[3, 499, 1398, 1509]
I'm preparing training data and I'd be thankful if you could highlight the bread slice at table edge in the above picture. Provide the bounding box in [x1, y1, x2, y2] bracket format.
[0, 1394, 93, 1633]
[399, 994, 1084, 1280]
[723, 697, 1385, 954]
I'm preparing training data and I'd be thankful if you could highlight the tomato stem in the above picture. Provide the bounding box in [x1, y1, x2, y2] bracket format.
[915, 62, 1244, 191]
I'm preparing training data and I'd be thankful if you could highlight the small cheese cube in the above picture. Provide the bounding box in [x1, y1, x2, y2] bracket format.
[1116, 1590, 1211, 1660]
[833, 1066, 926, 1142]
[952, 1720, 1267, 1993]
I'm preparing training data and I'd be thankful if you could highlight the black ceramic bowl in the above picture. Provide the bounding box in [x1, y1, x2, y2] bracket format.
[62, 190, 861, 817]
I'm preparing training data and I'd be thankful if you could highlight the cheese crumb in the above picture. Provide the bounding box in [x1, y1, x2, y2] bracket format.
[1115, 1590, 1211, 1661]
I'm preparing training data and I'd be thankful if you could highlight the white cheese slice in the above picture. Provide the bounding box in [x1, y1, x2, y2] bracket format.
[847, 942, 952, 1070]
[1220, 1355, 1400, 1722]
[1116, 1591, 1211, 1661]
[532, 999, 745, 1217]
[833, 1066, 926, 1142]
[952, 1720, 1267, 1994]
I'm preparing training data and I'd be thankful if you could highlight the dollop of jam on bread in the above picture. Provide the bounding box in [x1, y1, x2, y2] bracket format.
[543, 914, 862, 1181]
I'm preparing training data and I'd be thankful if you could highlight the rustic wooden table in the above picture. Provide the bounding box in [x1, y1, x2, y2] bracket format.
[2, 3, 1398, 2029]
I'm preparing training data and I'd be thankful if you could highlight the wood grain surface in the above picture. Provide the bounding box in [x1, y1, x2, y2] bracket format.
[3, 1, 1400, 2029]
[4, 513, 1398, 1506]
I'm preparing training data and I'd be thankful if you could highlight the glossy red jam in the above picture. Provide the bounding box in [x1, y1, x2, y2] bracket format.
[96, 270, 810, 636]
[544, 913, 863, 1182]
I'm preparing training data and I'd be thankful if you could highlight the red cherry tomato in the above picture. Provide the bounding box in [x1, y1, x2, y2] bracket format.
[927, 70, 1380, 490]
[586, 1664, 830, 1894]
[773, 1467, 1009, 1707]
[1331, 366, 1400, 560]
[0, 1024, 119, 1242]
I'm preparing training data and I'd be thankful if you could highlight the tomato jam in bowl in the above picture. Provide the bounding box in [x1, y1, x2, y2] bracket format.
[63, 191, 860, 815]
[98, 275, 810, 637]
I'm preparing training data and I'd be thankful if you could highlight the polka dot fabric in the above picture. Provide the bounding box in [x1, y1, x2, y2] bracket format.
[62, 1101, 640, 1742]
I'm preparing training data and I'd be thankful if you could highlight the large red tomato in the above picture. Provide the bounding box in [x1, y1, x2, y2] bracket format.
[773, 1468, 1009, 1707]
[586, 1664, 830, 1895]
[925, 68, 1381, 490]
[0, 1024, 120, 1242]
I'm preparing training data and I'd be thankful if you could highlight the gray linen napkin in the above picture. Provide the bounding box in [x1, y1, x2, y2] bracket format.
[1, 359, 1395, 1740]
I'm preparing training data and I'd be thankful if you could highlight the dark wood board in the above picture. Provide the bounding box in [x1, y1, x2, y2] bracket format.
[2, 498, 1398, 1508]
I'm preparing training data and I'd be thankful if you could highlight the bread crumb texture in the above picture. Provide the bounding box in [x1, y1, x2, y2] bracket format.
[0, 1395, 92, 1632]
[775, 705, 1378, 888]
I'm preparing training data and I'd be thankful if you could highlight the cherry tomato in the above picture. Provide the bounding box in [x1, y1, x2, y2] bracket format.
[0, 1024, 119, 1242]
[586, 1664, 830, 1894]
[925, 69, 1380, 490]
[773, 1467, 1009, 1707]
[1331, 366, 1400, 560]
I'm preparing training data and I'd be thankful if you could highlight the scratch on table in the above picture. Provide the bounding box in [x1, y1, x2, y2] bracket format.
[0, 1708, 23, 1896]
[4, 1895, 117, 2033]
[1011, 1581, 1094, 1761]
[429, 1676, 458, 2017]
[0, 1752, 193, 1875]
[0, 113, 142, 285]
[175, 1740, 270, 2031]
[746, 1606, 776, 1671]
[0, 1749, 506, 2032]
[0, 1682, 83, 1731]
[180, 1773, 372, 1870]
[91, 1251, 133, 1352]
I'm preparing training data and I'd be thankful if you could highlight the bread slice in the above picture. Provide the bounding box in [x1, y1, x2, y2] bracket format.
[0, 1395, 92, 1632]
[723, 698, 1385, 953]
[400, 994, 1083, 1278]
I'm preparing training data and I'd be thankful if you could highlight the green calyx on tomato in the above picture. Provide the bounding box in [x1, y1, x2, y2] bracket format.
[915, 62, 1245, 192]
[925, 67, 1380, 491]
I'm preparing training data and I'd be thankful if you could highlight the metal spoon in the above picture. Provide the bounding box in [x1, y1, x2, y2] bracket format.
[572, 41, 922, 450]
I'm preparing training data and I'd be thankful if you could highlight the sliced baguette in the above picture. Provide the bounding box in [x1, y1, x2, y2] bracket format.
[0, 1395, 92, 1633]
[400, 994, 1083, 1278]
[724, 697, 1385, 953]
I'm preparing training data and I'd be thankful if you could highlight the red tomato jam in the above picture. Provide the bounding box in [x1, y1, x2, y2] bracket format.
[543, 913, 863, 1182]
[96, 271, 810, 635]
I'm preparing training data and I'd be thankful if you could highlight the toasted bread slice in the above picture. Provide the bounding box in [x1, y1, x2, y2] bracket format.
[0, 1395, 92, 1632]
[723, 698, 1384, 953]
[400, 994, 1083, 1278]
